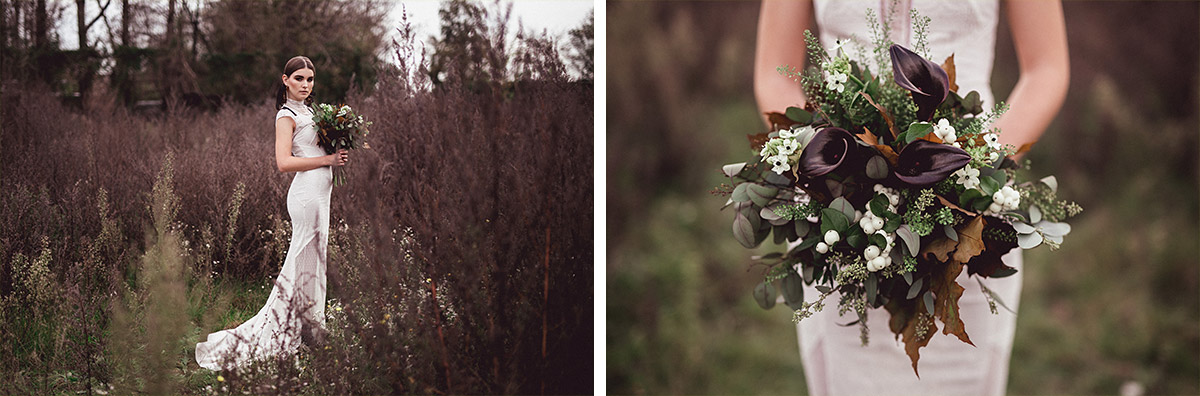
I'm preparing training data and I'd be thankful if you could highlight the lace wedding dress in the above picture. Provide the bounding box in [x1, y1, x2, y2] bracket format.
[796, 1, 1023, 394]
[195, 98, 331, 370]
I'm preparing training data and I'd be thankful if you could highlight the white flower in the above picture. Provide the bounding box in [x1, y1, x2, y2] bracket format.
[933, 119, 957, 145]
[778, 139, 799, 155]
[778, 129, 796, 139]
[768, 154, 791, 175]
[792, 125, 818, 147]
[955, 166, 980, 190]
[825, 72, 848, 93]
[759, 141, 776, 158]
[984, 133, 1001, 150]
[824, 230, 840, 245]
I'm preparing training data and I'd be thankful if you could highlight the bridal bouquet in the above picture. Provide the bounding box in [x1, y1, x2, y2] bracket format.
[313, 103, 372, 186]
[717, 18, 1080, 374]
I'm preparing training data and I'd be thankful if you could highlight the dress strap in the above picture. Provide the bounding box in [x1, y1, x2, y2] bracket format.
[281, 106, 297, 116]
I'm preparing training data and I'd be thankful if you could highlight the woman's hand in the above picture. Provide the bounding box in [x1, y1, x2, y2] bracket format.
[328, 149, 349, 167]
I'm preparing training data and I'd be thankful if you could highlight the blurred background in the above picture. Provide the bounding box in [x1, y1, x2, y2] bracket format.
[607, 1, 1198, 394]
[0, 0, 593, 394]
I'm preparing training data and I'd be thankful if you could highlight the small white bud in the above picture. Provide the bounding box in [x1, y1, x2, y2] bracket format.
[824, 230, 840, 245]
[989, 202, 1003, 213]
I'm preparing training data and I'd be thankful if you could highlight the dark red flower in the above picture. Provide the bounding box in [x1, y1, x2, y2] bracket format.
[798, 127, 858, 177]
[890, 44, 949, 122]
[892, 140, 970, 187]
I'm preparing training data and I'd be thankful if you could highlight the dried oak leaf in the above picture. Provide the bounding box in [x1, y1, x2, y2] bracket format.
[952, 215, 987, 263]
[765, 111, 794, 130]
[932, 260, 972, 346]
[748, 132, 770, 151]
[942, 54, 959, 93]
[885, 295, 938, 377]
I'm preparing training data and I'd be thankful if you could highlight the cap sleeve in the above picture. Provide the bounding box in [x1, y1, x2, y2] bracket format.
[275, 107, 297, 122]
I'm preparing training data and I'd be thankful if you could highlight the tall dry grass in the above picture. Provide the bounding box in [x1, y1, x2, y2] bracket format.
[0, 8, 592, 394]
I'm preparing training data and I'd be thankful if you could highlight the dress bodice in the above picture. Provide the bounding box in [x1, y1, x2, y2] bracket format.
[276, 99, 327, 159]
[814, 0, 999, 107]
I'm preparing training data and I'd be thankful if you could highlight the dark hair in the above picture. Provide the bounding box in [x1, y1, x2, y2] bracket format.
[275, 56, 316, 110]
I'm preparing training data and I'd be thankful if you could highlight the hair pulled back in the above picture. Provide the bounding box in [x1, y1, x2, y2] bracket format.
[275, 56, 315, 110]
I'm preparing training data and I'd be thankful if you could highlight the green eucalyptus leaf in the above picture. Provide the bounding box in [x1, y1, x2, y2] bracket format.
[922, 290, 935, 315]
[733, 211, 757, 248]
[746, 184, 779, 207]
[825, 179, 845, 198]
[903, 272, 914, 285]
[763, 170, 792, 186]
[895, 225, 919, 256]
[786, 107, 813, 124]
[782, 270, 805, 309]
[794, 220, 811, 238]
[829, 197, 856, 220]
[907, 277, 924, 299]
[794, 235, 819, 253]
[723, 162, 747, 178]
[815, 285, 832, 294]
[732, 183, 751, 203]
[944, 224, 958, 242]
[865, 274, 878, 304]
[866, 156, 888, 179]
[802, 264, 814, 283]
[754, 281, 776, 309]
[991, 169, 1008, 186]
[1029, 205, 1042, 223]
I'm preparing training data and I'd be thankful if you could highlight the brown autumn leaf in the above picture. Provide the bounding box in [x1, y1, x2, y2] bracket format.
[917, 132, 945, 145]
[859, 92, 899, 139]
[932, 260, 972, 346]
[874, 144, 900, 166]
[936, 195, 978, 217]
[765, 111, 793, 130]
[942, 54, 959, 93]
[747, 133, 770, 151]
[922, 235, 957, 262]
[1015, 141, 1037, 156]
[900, 304, 937, 377]
[951, 215, 986, 263]
[856, 127, 879, 146]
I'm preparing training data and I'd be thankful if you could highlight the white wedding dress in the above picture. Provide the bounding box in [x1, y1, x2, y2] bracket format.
[796, 1, 1024, 394]
[195, 98, 331, 370]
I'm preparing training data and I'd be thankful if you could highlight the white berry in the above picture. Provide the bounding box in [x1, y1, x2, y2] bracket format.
[824, 230, 840, 245]
[816, 242, 829, 254]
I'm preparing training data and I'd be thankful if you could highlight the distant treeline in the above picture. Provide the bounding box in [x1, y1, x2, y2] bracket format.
[0, 0, 593, 110]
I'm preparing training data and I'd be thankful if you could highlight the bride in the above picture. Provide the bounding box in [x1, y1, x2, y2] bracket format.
[755, 1, 1068, 394]
[195, 56, 349, 370]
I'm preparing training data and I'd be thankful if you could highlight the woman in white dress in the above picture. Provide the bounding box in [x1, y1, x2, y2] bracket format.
[754, 1, 1068, 394]
[195, 56, 350, 370]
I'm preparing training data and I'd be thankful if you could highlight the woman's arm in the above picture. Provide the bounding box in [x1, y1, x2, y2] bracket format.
[990, 0, 1070, 149]
[754, 0, 813, 129]
[275, 117, 347, 173]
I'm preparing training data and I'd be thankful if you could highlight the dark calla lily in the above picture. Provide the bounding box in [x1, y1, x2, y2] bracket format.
[890, 44, 949, 121]
[798, 127, 857, 177]
[893, 140, 970, 187]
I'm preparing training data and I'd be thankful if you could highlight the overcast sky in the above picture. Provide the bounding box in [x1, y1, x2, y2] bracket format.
[58, 0, 594, 58]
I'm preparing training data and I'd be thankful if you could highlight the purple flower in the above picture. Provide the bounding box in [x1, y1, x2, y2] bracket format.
[892, 140, 970, 187]
[798, 127, 858, 177]
[890, 44, 949, 122]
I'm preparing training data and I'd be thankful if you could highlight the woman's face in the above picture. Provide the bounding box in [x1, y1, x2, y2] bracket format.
[282, 68, 315, 101]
